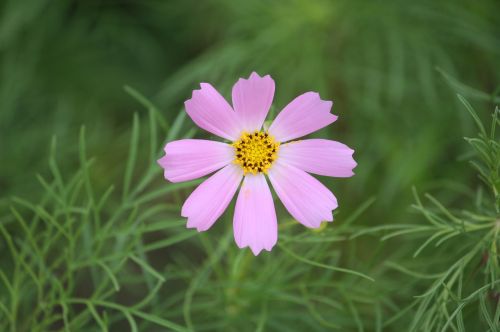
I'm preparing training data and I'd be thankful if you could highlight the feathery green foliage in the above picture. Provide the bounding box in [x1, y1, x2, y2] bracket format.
[353, 99, 499, 331]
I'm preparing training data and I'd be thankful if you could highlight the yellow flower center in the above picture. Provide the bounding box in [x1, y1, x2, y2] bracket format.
[232, 131, 280, 175]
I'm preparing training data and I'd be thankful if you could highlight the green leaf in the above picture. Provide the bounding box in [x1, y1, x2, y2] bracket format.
[457, 94, 487, 137]
[129, 254, 166, 282]
[123, 113, 140, 201]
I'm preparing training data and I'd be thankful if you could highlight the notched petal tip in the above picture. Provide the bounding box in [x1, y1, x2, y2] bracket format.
[236, 241, 275, 256]
[251, 245, 273, 256]
[183, 211, 213, 232]
[183, 99, 195, 114]
[157, 154, 179, 183]
[186, 220, 209, 232]
[245, 71, 274, 84]
[198, 82, 209, 88]
[251, 246, 264, 256]
[185, 84, 212, 105]
[307, 92, 334, 112]
[351, 159, 358, 170]
[344, 149, 358, 177]
[186, 83, 208, 101]
[300, 211, 335, 229]
[157, 154, 167, 167]
[163, 171, 182, 183]
[329, 113, 339, 123]
[248, 71, 262, 79]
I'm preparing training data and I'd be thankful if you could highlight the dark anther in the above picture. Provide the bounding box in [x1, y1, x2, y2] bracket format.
[258, 167, 262, 172]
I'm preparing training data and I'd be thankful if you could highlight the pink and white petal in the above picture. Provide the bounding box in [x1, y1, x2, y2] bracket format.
[182, 164, 243, 232]
[279, 139, 357, 178]
[268, 160, 338, 228]
[268, 92, 337, 142]
[185, 83, 242, 140]
[157, 139, 235, 183]
[233, 174, 277, 255]
[232, 72, 275, 132]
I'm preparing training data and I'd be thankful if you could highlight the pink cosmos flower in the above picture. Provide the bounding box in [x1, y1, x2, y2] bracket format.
[158, 72, 356, 255]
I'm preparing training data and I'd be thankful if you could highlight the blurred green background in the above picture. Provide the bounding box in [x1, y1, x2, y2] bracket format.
[0, 0, 499, 331]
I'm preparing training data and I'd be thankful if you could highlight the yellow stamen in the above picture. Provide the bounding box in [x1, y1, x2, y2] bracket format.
[232, 131, 280, 175]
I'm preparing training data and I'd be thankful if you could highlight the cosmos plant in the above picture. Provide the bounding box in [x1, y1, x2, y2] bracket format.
[158, 72, 356, 255]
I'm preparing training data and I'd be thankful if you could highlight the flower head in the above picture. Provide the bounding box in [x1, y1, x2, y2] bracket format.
[158, 72, 356, 255]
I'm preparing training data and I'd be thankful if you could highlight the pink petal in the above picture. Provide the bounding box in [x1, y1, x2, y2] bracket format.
[182, 164, 243, 231]
[157, 139, 235, 183]
[268, 160, 338, 228]
[233, 174, 277, 255]
[232, 72, 275, 132]
[268, 92, 337, 142]
[185, 83, 242, 140]
[279, 139, 357, 178]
